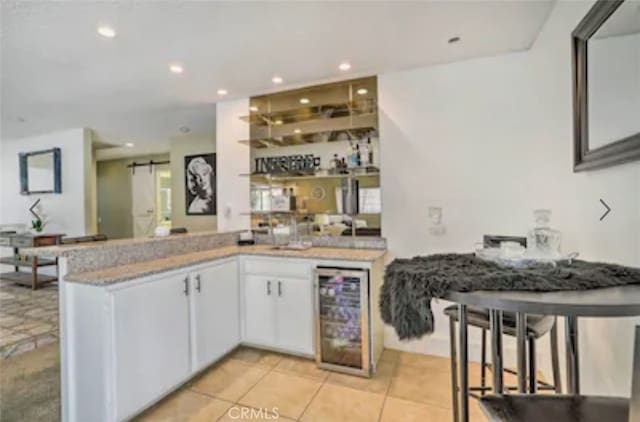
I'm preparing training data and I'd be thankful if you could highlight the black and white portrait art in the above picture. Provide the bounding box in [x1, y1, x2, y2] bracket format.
[184, 153, 216, 215]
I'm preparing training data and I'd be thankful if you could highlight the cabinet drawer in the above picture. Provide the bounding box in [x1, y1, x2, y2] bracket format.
[244, 258, 310, 278]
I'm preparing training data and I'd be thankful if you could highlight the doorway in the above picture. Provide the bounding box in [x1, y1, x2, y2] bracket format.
[131, 164, 171, 238]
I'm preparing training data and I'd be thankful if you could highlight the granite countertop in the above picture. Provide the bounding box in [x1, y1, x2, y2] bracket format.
[64, 245, 387, 286]
[21, 230, 227, 257]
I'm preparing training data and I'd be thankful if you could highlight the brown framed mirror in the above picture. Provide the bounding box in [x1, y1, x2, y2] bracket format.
[572, 0, 640, 172]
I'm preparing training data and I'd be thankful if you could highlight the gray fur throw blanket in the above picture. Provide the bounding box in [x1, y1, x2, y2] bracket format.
[380, 253, 640, 340]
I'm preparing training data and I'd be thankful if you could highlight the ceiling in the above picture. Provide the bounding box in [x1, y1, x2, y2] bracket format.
[1, 0, 555, 159]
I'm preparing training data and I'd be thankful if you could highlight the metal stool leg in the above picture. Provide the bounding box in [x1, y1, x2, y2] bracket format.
[449, 316, 460, 422]
[481, 329, 487, 395]
[490, 309, 504, 394]
[528, 338, 537, 393]
[516, 313, 527, 393]
[550, 320, 562, 393]
[459, 305, 470, 422]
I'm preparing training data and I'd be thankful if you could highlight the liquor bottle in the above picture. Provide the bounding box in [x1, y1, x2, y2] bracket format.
[367, 138, 374, 166]
[289, 187, 297, 211]
[360, 140, 370, 167]
[340, 158, 347, 173]
[356, 144, 361, 167]
[330, 154, 339, 169]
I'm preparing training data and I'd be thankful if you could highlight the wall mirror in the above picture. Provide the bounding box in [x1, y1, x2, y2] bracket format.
[572, 0, 640, 171]
[19, 148, 62, 194]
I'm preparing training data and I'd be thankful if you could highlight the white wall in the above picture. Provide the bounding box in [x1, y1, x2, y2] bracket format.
[379, 0, 640, 396]
[170, 133, 218, 233]
[0, 128, 95, 237]
[216, 99, 251, 232]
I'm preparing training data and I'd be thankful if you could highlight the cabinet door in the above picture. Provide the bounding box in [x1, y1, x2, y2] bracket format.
[191, 261, 240, 372]
[113, 273, 190, 421]
[243, 274, 276, 347]
[275, 277, 314, 355]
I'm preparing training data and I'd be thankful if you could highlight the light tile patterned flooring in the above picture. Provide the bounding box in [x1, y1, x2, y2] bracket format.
[0, 280, 59, 358]
[137, 347, 491, 422]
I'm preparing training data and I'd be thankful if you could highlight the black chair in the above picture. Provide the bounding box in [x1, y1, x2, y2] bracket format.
[445, 306, 562, 398]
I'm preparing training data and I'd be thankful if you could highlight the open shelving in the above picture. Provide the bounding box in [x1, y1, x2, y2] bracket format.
[240, 76, 380, 238]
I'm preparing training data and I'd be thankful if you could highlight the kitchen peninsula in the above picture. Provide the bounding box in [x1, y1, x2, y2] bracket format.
[26, 231, 387, 422]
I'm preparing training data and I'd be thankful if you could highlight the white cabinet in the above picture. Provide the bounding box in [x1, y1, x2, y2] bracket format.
[242, 259, 314, 356]
[275, 277, 314, 355]
[61, 255, 326, 422]
[112, 272, 191, 421]
[190, 260, 240, 372]
[244, 274, 277, 347]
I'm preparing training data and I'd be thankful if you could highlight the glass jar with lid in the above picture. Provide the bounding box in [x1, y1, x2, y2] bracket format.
[526, 209, 561, 259]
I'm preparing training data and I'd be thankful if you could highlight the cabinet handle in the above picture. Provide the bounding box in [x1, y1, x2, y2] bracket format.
[195, 275, 201, 293]
[183, 277, 189, 296]
[267, 280, 272, 295]
[278, 280, 282, 296]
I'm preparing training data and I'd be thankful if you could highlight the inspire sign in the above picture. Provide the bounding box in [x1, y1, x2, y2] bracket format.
[254, 154, 321, 174]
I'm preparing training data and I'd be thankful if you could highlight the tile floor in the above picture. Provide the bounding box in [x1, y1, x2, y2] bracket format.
[0, 280, 59, 358]
[136, 347, 491, 422]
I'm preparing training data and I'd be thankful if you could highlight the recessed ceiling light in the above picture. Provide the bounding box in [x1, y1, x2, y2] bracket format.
[299, 98, 310, 104]
[294, 129, 302, 134]
[448, 36, 461, 44]
[97, 25, 116, 38]
[357, 88, 368, 95]
[124, 142, 134, 148]
[169, 64, 184, 74]
[249, 106, 259, 112]
[179, 126, 191, 133]
[339, 62, 351, 71]
[217, 89, 228, 96]
[274, 119, 283, 125]
[272, 76, 284, 84]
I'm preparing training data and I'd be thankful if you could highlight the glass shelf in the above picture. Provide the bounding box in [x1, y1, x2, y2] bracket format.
[238, 125, 377, 149]
[240, 167, 380, 181]
[239, 98, 377, 126]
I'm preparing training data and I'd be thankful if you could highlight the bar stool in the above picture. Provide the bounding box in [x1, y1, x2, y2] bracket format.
[445, 306, 562, 419]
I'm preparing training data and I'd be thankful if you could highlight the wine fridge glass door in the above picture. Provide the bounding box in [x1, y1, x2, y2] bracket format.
[317, 270, 368, 371]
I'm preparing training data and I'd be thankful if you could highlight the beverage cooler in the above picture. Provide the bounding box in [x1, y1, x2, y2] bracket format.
[314, 267, 370, 377]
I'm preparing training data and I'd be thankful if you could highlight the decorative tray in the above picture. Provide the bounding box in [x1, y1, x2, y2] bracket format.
[475, 248, 579, 268]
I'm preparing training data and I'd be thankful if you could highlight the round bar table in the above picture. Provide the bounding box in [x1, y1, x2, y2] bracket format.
[445, 285, 640, 422]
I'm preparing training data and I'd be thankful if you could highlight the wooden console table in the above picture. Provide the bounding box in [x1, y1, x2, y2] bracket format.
[0, 233, 64, 289]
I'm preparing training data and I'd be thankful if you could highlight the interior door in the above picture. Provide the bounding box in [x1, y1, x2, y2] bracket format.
[276, 277, 314, 355]
[191, 261, 240, 372]
[131, 167, 156, 237]
[113, 273, 190, 421]
[243, 274, 276, 347]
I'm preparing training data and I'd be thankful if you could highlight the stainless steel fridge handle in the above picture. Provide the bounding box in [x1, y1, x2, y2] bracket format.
[183, 277, 189, 296]
[267, 280, 271, 295]
[278, 280, 282, 296]
[195, 274, 201, 292]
